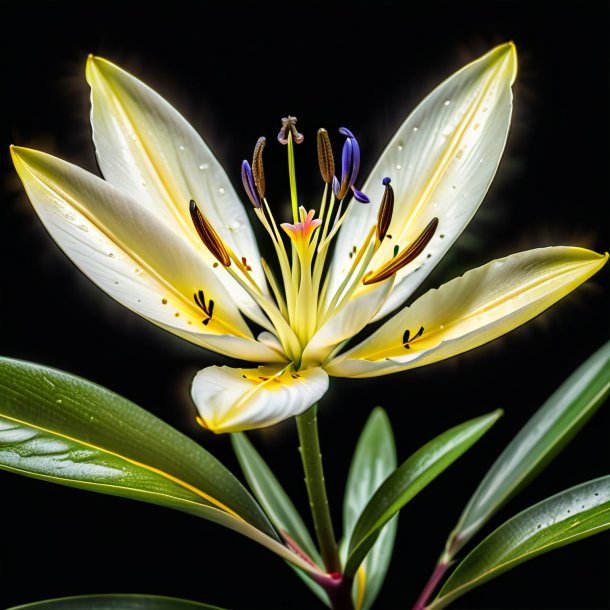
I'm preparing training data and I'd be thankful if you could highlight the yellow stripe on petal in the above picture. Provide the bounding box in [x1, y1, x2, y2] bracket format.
[326, 247, 607, 378]
[86, 55, 270, 325]
[327, 43, 517, 322]
[11, 147, 285, 363]
[192, 365, 329, 433]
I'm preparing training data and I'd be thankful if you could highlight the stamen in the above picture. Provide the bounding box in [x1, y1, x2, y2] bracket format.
[189, 200, 232, 267]
[332, 127, 369, 203]
[241, 161, 261, 209]
[317, 128, 335, 183]
[278, 116, 304, 145]
[376, 177, 394, 245]
[252, 137, 266, 199]
[363, 217, 439, 285]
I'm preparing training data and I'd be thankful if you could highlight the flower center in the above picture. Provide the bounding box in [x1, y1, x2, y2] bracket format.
[190, 117, 437, 366]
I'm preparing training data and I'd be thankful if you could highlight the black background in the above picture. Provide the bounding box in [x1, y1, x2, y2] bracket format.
[1, 1, 609, 609]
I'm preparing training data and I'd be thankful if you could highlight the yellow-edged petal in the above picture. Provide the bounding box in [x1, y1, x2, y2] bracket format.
[86, 55, 270, 327]
[192, 365, 329, 433]
[11, 146, 286, 363]
[326, 247, 607, 378]
[327, 43, 517, 320]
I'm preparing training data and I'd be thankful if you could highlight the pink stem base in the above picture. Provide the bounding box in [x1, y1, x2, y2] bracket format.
[412, 561, 450, 610]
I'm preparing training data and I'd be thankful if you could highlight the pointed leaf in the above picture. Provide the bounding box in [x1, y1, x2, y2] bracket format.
[342, 408, 397, 610]
[344, 410, 502, 577]
[9, 595, 224, 610]
[446, 339, 610, 557]
[430, 476, 610, 610]
[0, 357, 321, 576]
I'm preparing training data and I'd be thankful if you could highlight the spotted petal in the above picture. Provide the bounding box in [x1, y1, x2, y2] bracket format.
[11, 147, 285, 363]
[86, 56, 269, 326]
[192, 366, 329, 433]
[326, 247, 607, 378]
[328, 43, 517, 321]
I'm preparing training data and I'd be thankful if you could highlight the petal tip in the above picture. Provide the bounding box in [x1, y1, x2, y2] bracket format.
[85, 54, 114, 85]
[491, 41, 518, 84]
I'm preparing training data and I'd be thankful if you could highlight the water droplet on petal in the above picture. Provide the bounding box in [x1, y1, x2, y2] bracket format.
[179, 145, 186, 151]
[134, 268, 143, 275]
[444, 100, 451, 106]
[395, 164, 402, 170]
[412, 126, 419, 132]
[199, 163, 209, 170]
[397, 144, 404, 151]
[218, 187, 226, 194]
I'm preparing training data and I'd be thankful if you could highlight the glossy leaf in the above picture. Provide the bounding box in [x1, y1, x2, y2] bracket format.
[231, 432, 328, 605]
[430, 475, 610, 610]
[0, 357, 320, 576]
[344, 410, 502, 577]
[232, 432, 321, 562]
[446, 339, 610, 557]
[9, 595, 224, 609]
[342, 408, 397, 610]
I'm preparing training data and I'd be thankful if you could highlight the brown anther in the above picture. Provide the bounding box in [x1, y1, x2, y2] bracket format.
[278, 116, 304, 145]
[189, 200, 231, 267]
[376, 180, 394, 244]
[363, 217, 439, 285]
[317, 128, 335, 183]
[252, 137, 266, 199]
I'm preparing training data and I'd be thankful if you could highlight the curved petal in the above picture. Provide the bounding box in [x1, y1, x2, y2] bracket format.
[86, 55, 269, 325]
[327, 43, 517, 320]
[301, 279, 394, 367]
[191, 366, 329, 433]
[11, 146, 285, 363]
[326, 247, 607, 378]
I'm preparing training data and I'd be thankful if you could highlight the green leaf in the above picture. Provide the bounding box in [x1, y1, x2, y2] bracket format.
[231, 432, 328, 605]
[344, 410, 502, 577]
[342, 408, 397, 610]
[232, 432, 321, 563]
[8, 594, 225, 609]
[430, 475, 610, 610]
[446, 339, 610, 557]
[0, 357, 319, 576]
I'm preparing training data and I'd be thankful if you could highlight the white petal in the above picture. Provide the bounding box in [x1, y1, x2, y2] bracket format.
[301, 280, 394, 367]
[86, 56, 269, 325]
[12, 146, 285, 363]
[327, 43, 517, 320]
[192, 366, 329, 433]
[326, 247, 607, 378]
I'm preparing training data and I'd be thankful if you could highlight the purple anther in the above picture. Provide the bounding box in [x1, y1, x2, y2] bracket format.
[241, 160, 261, 208]
[348, 136, 361, 188]
[332, 175, 341, 199]
[352, 188, 370, 203]
[338, 127, 355, 138]
[382, 177, 392, 186]
[332, 126, 369, 203]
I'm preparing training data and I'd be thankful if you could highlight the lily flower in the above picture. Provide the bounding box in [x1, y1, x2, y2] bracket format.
[11, 43, 606, 433]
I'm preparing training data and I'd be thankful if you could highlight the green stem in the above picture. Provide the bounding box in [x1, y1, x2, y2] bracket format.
[296, 404, 341, 574]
